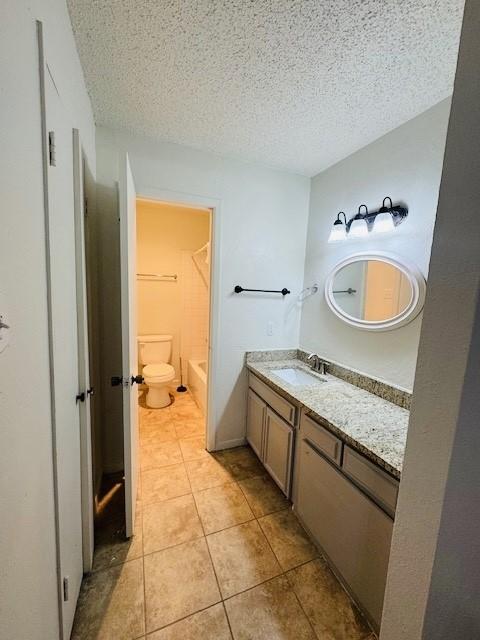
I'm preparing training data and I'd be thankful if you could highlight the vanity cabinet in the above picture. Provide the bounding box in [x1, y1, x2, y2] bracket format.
[246, 368, 402, 632]
[295, 412, 396, 630]
[246, 375, 297, 496]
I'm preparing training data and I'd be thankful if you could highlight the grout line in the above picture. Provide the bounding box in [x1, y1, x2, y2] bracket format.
[221, 600, 235, 640]
[144, 598, 223, 637]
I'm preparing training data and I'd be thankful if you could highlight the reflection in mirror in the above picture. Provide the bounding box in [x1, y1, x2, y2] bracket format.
[332, 260, 412, 322]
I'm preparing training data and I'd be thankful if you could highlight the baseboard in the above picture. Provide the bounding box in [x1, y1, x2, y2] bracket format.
[213, 437, 247, 451]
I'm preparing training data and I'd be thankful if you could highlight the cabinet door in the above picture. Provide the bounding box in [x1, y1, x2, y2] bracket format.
[296, 437, 393, 629]
[264, 408, 294, 496]
[246, 389, 266, 460]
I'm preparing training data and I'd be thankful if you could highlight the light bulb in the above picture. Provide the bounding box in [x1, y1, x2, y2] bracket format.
[328, 222, 347, 243]
[373, 211, 395, 234]
[349, 217, 368, 238]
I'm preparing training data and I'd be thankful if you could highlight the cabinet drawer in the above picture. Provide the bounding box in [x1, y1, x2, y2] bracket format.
[249, 373, 296, 425]
[343, 446, 399, 516]
[300, 413, 342, 465]
[296, 437, 393, 629]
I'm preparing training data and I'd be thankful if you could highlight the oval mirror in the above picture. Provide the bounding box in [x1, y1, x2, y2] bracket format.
[325, 252, 426, 331]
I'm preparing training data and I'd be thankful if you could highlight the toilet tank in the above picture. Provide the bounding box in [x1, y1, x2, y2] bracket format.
[138, 334, 173, 364]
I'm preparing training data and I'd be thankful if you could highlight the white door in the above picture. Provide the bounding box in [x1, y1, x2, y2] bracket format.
[43, 66, 83, 637]
[119, 154, 139, 538]
[73, 130, 94, 572]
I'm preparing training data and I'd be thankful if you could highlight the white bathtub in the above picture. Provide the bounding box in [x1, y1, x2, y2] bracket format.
[188, 359, 207, 415]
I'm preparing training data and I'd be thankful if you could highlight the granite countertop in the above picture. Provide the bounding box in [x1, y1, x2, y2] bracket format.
[246, 357, 409, 479]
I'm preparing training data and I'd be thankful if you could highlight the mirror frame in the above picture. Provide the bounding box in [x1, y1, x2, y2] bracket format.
[325, 251, 427, 331]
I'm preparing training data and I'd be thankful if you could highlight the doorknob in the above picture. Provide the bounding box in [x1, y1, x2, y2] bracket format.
[111, 376, 123, 387]
[87, 387, 95, 397]
[76, 392, 86, 403]
[131, 375, 144, 385]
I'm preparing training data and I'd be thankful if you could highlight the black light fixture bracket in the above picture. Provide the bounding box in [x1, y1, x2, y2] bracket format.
[345, 198, 408, 232]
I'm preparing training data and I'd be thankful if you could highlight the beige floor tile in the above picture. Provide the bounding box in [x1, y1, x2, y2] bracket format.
[140, 421, 177, 444]
[175, 419, 205, 439]
[194, 483, 254, 534]
[213, 446, 265, 481]
[238, 474, 290, 517]
[179, 435, 209, 461]
[286, 559, 372, 640]
[144, 538, 221, 632]
[143, 494, 203, 554]
[141, 440, 183, 470]
[258, 509, 318, 570]
[147, 603, 232, 640]
[207, 520, 282, 598]
[185, 457, 234, 492]
[225, 575, 316, 640]
[142, 463, 191, 504]
[72, 558, 144, 640]
[140, 406, 173, 426]
[171, 403, 203, 420]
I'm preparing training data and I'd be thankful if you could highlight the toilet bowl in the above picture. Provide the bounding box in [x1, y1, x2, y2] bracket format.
[138, 334, 175, 408]
[143, 362, 175, 408]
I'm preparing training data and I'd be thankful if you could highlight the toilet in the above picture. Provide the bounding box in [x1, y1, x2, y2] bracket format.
[138, 334, 175, 408]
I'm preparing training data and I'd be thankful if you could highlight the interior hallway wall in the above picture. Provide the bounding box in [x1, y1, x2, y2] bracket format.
[299, 100, 451, 391]
[381, 1, 480, 636]
[95, 126, 310, 468]
[0, 1, 95, 638]
[136, 200, 210, 378]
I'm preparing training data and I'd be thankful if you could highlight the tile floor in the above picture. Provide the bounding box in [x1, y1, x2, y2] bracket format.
[72, 388, 375, 640]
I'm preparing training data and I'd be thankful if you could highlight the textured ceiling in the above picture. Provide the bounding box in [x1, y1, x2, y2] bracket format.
[68, 0, 464, 176]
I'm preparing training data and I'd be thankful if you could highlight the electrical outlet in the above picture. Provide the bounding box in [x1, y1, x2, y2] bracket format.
[267, 321, 274, 336]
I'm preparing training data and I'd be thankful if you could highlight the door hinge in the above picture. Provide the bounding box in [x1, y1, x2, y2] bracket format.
[63, 576, 69, 602]
[84, 197, 89, 217]
[48, 131, 56, 166]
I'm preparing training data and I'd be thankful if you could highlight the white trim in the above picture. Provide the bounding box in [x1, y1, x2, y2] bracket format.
[135, 186, 222, 453]
[215, 437, 247, 451]
[37, 20, 64, 636]
[72, 129, 94, 572]
[325, 251, 426, 331]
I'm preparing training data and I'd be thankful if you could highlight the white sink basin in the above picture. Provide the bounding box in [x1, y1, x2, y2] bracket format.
[271, 367, 326, 386]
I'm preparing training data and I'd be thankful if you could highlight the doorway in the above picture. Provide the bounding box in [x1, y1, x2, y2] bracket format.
[136, 198, 213, 464]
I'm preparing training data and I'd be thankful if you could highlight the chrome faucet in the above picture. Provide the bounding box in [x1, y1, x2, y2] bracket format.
[307, 353, 327, 375]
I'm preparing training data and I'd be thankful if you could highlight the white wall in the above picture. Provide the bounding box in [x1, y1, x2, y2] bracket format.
[96, 126, 310, 465]
[381, 1, 480, 636]
[0, 2, 95, 638]
[299, 100, 451, 391]
[136, 200, 210, 377]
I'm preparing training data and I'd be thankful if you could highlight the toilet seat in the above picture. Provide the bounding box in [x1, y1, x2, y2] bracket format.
[143, 363, 175, 382]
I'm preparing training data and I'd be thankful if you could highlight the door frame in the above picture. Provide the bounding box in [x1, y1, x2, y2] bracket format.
[72, 129, 94, 572]
[135, 186, 222, 453]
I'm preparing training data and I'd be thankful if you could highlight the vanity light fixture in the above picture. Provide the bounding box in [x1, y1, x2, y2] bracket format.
[327, 198, 408, 242]
[372, 197, 396, 234]
[328, 211, 347, 243]
[349, 205, 369, 239]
